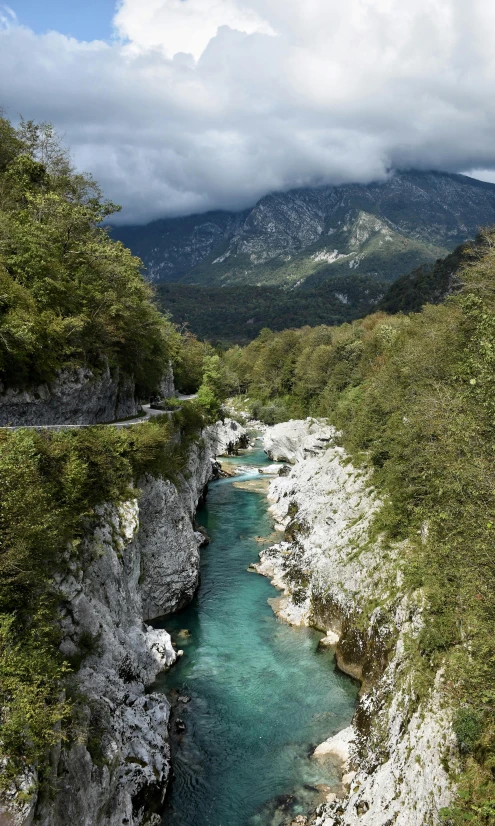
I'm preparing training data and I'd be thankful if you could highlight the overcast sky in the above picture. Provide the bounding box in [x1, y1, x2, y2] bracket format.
[2, 0, 495, 224]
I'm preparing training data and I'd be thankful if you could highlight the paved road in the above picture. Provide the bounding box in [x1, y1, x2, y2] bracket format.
[0, 394, 198, 431]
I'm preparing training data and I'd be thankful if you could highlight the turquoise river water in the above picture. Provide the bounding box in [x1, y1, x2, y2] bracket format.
[154, 438, 358, 826]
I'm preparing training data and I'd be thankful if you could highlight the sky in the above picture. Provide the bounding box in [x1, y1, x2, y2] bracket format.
[5, 0, 118, 42]
[1, 0, 495, 224]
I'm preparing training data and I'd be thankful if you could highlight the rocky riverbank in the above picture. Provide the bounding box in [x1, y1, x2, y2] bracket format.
[255, 419, 457, 826]
[2, 419, 248, 826]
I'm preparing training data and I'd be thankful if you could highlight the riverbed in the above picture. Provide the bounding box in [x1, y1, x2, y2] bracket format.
[154, 438, 357, 826]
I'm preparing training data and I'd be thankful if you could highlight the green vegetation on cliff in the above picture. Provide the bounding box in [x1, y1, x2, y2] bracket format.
[0, 116, 178, 395]
[0, 403, 206, 791]
[222, 227, 495, 824]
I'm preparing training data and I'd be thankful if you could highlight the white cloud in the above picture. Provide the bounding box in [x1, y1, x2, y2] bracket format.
[466, 169, 495, 186]
[0, 4, 17, 28]
[1, 0, 495, 223]
[114, 0, 275, 59]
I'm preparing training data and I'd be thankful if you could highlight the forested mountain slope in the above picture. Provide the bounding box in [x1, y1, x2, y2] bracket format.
[156, 277, 387, 345]
[113, 171, 495, 288]
[220, 226, 495, 824]
[377, 239, 472, 314]
[156, 231, 488, 346]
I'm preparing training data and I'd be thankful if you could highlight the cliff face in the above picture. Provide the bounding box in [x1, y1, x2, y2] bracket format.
[0, 364, 138, 427]
[34, 434, 215, 826]
[10, 421, 248, 826]
[137, 439, 215, 622]
[157, 362, 175, 399]
[256, 419, 456, 826]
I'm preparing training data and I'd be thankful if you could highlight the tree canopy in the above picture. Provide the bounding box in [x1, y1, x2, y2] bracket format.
[0, 116, 179, 395]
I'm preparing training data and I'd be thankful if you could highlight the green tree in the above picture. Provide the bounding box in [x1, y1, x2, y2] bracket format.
[0, 115, 178, 394]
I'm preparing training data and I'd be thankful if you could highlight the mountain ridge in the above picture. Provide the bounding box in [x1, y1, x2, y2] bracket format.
[112, 170, 495, 288]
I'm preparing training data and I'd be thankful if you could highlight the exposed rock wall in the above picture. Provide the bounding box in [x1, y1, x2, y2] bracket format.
[158, 362, 175, 399]
[33, 432, 217, 826]
[256, 419, 456, 826]
[36, 496, 176, 826]
[137, 436, 216, 621]
[0, 364, 138, 426]
[1, 420, 247, 826]
[209, 418, 249, 456]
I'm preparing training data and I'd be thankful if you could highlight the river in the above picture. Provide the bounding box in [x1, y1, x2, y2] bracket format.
[154, 437, 357, 826]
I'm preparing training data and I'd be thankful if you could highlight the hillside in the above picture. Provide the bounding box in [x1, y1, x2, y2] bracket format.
[113, 171, 495, 289]
[221, 227, 495, 824]
[156, 277, 387, 344]
[377, 240, 472, 314]
[156, 232, 486, 345]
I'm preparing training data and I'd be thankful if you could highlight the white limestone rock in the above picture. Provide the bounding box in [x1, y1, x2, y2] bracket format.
[210, 418, 249, 456]
[27, 430, 218, 826]
[313, 726, 355, 764]
[263, 418, 334, 463]
[0, 769, 37, 826]
[257, 420, 456, 826]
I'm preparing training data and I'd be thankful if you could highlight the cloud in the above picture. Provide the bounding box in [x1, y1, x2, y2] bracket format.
[467, 169, 495, 186]
[1, 0, 495, 223]
[113, 0, 275, 59]
[0, 4, 17, 28]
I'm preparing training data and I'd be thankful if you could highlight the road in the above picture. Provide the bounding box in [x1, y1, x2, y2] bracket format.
[0, 394, 198, 431]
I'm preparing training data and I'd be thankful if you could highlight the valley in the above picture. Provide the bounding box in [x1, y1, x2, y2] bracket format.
[2, 112, 495, 826]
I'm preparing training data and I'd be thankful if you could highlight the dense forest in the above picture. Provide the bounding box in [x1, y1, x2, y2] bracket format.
[218, 229, 495, 825]
[156, 278, 387, 345]
[376, 241, 471, 314]
[156, 237, 481, 346]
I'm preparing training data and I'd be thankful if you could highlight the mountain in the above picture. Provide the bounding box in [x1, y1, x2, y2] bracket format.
[113, 171, 495, 288]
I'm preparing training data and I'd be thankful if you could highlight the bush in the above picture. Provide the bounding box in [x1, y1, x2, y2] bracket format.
[249, 399, 290, 425]
[453, 709, 483, 754]
[150, 396, 181, 411]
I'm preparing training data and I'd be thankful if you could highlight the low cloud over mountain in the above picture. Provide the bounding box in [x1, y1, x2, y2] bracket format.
[2, 0, 495, 222]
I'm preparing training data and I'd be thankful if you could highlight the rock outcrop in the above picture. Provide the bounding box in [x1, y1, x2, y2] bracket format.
[32, 431, 217, 826]
[256, 419, 456, 826]
[210, 418, 249, 455]
[0, 364, 138, 426]
[263, 418, 333, 464]
[36, 497, 176, 826]
[158, 362, 176, 399]
[0, 419, 244, 826]
[137, 438, 216, 621]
